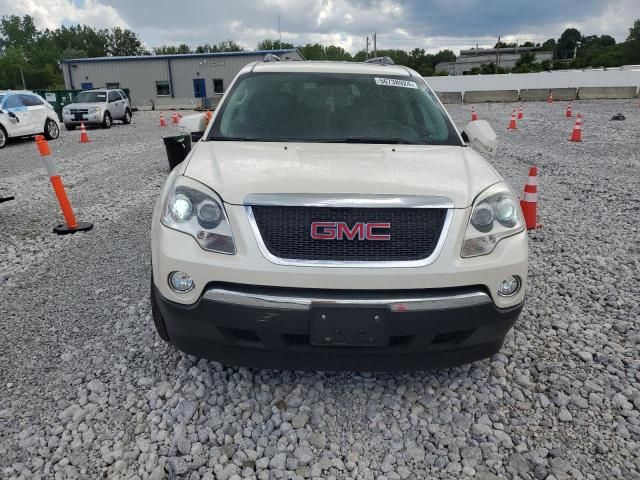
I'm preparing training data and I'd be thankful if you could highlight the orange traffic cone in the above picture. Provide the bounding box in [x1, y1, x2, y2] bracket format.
[160, 112, 167, 127]
[172, 112, 179, 124]
[34, 135, 93, 235]
[471, 106, 478, 121]
[507, 110, 517, 130]
[547, 92, 553, 103]
[79, 122, 91, 143]
[565, 102, 573, 118]
[205, 110, 213, 126]
[517, 104, 524, 120]
[569, 114, 582, 142]
[520, 166, 540, 230]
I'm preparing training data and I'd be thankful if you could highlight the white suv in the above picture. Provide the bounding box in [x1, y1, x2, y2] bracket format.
[151, 59, 528, 371]
[62, 88, 132, 130]
[0, 91, 60, 149]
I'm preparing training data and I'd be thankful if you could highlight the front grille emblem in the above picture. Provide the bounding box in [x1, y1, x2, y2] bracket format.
[310, 221, 391, 241]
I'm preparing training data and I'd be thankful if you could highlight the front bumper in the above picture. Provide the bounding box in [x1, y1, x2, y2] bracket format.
[152, 282, 523, 371]
[62, 113, 103, 125]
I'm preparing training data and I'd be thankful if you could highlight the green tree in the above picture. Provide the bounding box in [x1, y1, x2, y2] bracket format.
[627, 19, 640, 63]
[557, 28, 581, 59]
[107, 27, 145, 56]
[0, 15, 38, 50]
[299, 43, 324, 60]
[256, 38, 294, 50]
[212, 40, 242, 52]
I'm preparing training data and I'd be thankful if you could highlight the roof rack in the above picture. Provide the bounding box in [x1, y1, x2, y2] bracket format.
[263, 53, 281, 62]
[364, 56, 395, 65]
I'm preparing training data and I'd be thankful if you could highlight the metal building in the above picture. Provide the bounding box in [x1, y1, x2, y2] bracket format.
[60, 49, 304, 109]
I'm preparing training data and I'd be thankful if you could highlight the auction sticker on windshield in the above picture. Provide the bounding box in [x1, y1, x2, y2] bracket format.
[375, 78, 418, 89]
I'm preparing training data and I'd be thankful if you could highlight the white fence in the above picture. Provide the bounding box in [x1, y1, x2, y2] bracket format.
[426, 68, 640, 92]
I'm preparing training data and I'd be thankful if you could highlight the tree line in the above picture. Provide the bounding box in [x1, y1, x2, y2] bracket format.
[466, 21, 640, 75]
[1, 13, 639, 90]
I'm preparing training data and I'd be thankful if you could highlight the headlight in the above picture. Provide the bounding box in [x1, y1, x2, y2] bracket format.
[89, 106, 101, 114]
[161, 176, 236, 254]
[63, 108, 70, 115]
[461, 183, 524, 258]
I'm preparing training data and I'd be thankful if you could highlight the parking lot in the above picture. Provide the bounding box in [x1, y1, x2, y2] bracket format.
[1, 100, 639, 479]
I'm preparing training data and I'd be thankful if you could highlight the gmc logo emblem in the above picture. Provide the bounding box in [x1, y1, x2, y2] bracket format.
[310, 222, 391, 241]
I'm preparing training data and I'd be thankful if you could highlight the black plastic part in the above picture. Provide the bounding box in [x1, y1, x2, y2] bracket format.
[0, 196, 15, 204]
[163, 134, 192, 170]
[150, 275, 170, 342]
[53, 221, 94, 235]
[151, 282, 523, 372]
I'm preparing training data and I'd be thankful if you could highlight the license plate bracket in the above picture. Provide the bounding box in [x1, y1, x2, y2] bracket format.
[310, 306, 389, 347]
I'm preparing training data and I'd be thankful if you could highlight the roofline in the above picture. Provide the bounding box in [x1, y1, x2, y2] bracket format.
[61, 48, 302, 64]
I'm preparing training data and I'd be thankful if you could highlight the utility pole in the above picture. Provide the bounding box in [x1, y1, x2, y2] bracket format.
[366, 36, 369, 58]
[496, 36, 500, 72]
[373, 32, 377, 57]
[20, 66, 26, 89]
[278, 15, 281, 46]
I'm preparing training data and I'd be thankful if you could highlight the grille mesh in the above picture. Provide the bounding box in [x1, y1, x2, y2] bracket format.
[251, 206, 447, 262]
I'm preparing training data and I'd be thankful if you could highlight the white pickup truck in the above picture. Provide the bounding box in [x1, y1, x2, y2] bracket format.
[151, 57, 528, 371]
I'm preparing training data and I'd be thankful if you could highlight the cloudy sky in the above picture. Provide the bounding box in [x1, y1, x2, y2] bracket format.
[1, 0, 639, 54]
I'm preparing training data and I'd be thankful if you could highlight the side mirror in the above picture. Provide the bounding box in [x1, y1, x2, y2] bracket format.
[8, 111, 19, 123]
[178, 113, 207, 137]
[462, 120, 497, 157]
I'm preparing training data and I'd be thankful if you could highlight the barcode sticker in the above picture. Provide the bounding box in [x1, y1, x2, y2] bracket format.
[374, 78, 418, 89]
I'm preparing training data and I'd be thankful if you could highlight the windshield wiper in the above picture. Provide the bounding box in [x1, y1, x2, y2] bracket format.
[314, 137, 424, 145]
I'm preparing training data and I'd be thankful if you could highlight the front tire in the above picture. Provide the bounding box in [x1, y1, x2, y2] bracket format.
[43, 119, 60, 140]
[122, 109, 132, 125]
[0, 125, 7, 149]
[102, 112, 112, 129]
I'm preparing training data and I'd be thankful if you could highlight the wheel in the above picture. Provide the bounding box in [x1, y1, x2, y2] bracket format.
[102, 112, 112, 129]
[122, 109, 132, 125]
[65, 124, 76, 131]
[0, 125, 7, 149]
[150, 274, 170, 342]
[43, 119, 59, 140]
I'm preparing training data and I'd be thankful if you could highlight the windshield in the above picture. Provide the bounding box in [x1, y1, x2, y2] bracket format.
[74, 91, 107, 103]
[209, 72, 461, 145]
[0, 94, 4, 106]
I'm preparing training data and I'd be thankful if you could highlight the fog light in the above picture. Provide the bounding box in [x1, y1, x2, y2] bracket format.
[168, 271, 194, 293]
[497, 276, 520, 297]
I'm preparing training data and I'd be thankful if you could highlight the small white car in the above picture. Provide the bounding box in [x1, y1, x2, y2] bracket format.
[151, 58, 528, 371]
[0, 91, 60, 149]
[62, 88, 132, 130]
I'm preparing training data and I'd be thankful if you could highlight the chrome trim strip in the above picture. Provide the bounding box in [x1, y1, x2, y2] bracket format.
[203, 288, 491, 312]
[245, 205, 454, 268]
[244, 193, 455, 209]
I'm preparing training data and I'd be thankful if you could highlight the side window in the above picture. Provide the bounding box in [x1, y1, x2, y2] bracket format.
[156, 81, 171, 96]
[20, 95, 44, 107]
[4, 95, 24, 109]
[118, 90, 128, 100]
[108, 91, 120, 103]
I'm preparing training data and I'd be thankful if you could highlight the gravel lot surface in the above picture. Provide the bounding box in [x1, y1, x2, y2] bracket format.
[1, 100, 639, 480]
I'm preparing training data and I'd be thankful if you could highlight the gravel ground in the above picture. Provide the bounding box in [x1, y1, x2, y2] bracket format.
[0, 100, 639, 480]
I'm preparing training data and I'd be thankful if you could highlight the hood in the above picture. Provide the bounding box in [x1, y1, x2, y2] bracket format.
[65, 102, 106, 109]
[184, 142, 502, 208]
